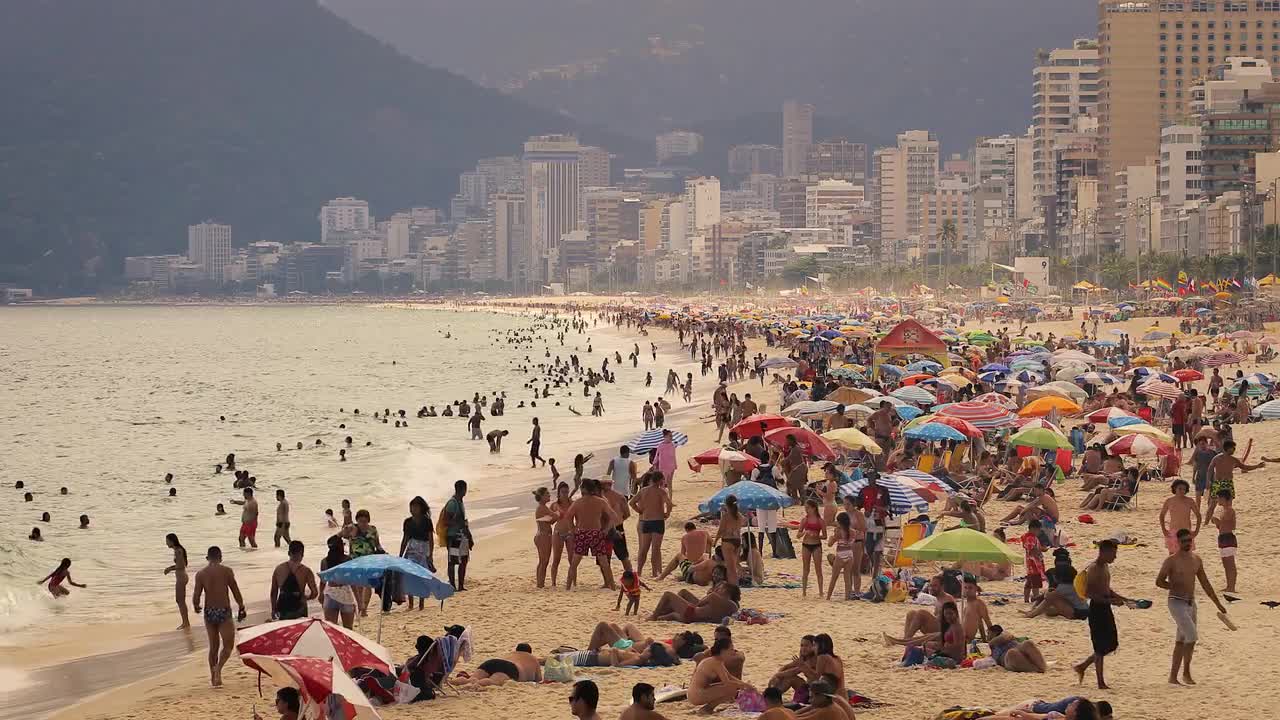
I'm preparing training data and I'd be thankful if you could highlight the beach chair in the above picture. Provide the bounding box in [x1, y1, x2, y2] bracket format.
[893, 521, 929, 568]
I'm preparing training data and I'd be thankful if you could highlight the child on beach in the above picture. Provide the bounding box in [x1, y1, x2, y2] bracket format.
[616, 570, 650, 616]
[38, 558, 86, 597]
[1021, 519, 1046, 603]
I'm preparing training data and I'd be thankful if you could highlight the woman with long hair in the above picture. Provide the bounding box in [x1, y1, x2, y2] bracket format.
[813, 633, 845, 696]
[799, 499, 826, 597]
[532, 487, 557, 588]
[346, 509, 382, 616]
[549, 482, 575, 586]
[935, 602, 966, 662]
[399, 496, 434, 611]
[825, 512, 862, 601]
[716, 495, 744, 586]
[820, 464, 841, 527]
[319, 535, 355, 629]
[164, 533, 190, 629]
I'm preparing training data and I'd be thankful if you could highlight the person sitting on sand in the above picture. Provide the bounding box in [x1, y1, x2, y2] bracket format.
[986, 624, 1048, 672]
[648, 581, 740, 623]
[999, 486, 1059, 527]
[793, 676, 858, 720]
[886, 573, 959, 644]
[768, 634, 817, 702]
[620, 682, 671, 720]
[657, 522, 711, 580]
[759, 687, 797, 720]
[1021, 566, 1089, 620]
[687, 638, 756, 713]
[1080, 468, 1139, 511]
[691, 625, 745, 678]
[456, 643, 542, 686]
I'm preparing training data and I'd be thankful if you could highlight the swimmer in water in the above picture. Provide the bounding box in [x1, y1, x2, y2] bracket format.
[169, 488, 178, 497]
[29, 527, 42, 541]
[216, 503, 226, 515]
[79, 514, 90, 528]
[38, 558, 85, 597]
[41, 512, 50, 522]
[339, 449, 347, 461]
[60, 487, 68, 495]
[24, 492, 33, 502]
[276, 443, 283, 451]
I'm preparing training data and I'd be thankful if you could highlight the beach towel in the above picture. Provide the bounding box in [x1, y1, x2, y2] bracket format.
[435, 635, 460, 676]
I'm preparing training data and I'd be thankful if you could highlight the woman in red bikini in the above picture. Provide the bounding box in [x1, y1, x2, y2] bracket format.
[799, 500, 827, 597]
[37, 558, 86, 598]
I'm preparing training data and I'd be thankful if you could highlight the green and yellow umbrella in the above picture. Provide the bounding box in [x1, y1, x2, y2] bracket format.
[901, 527, 1021, 563]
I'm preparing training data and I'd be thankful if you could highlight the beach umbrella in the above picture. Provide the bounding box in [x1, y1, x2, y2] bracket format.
[1052, 350, 1098, 365]
[782, 399, 840, 417]
[891, 385, 937, 405]
[1018, 396, 1081, 417]
[891, 469, 960, 496]
[878, 364, 907, 377]
[903, 422, 967, 442]
[1028, 385, 1084, 404]
[763, 426, 838, 460]
[688, 448, 762, 473]
[905, 413, 983, 437]
[1252, 399, 1280, 420]
[627, 428, 689, 453]
[236, 618, 394, 675]
[974, 392, 1018, 410]
[901, 373, 938, 386]
[1106, 433, 1174, 457]
[1229, 380, 1270, 397]
[319, 555, 454, 607]
[1203, 351, 1246, 367]
[839, 477, 929, 515]
[905, 360, 943, 374]
[1075, 371, 1123, 386]
[1137, 380, 1183, 400]
[1241, 372, 1276, 386]
[759, 357, 799, 369]
[934, 401, 1016, 428]
[731, 414, 792, 438]
[239, 655, 381, 720]
[896, 405, 925, 421]
[1008, 426, 1073, 451]
[1013, 418, 1066, 434]
[698, 480, 794, 514]
[821, 428, 882, 453]
[1112, 423, 1174, 443]
[900, 527, 1020, 563]
[1107, 416, 1145, 429]
[1142, 331, 1172, 342]
[978, 370, 1007, 384]
[1131, 355, 1165, 367]
[1228, 330, 1256, 340]
[1171, 369, 1204, 382]
[828, 386, 880, 405]
[1013, 370, 1044, 384]
[830, 366, 866, 381]
[980, 363, 1010, 373]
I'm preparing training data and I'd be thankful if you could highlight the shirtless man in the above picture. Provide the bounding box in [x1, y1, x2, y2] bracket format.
[1073, 540, 1131, 690]
[768, 635, 817, 698]
[273, 489, 291, 548]
[688, 639, 755, 713]
[457, 643, 542, 686]
[959, 577, 995, 642]
[658, 522, 711, 580]
[1206, 440, 1262, 523]
[794, 677, 857, 720]
[867, 401, 896, 467]
[649, 581, 740, 623]
[601, 478, 634, 576]
[630, 473, 673, 577]
[986, 624, 1048, 673]
[565, 479, 621, 591]
[1156, 529, 1229, 685]
[192, 546, 246, 687]
[620, 683, 669, 720]
[269, 541, 317, 620]
[230, 487, 258, 549]
[760, 687, 798, 720]
[1159, 480, 1201, 554]
[887, 574, 958, 644]
[1209, 489, 1239, 593]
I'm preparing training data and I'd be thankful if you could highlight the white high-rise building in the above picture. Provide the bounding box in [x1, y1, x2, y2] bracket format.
[662, 201, 688, 252]
[524, 135, 582, 283]
[805, 180, 864, 228]
[656, 131, 703, 163]
[683, 177, 721, 236]
[898, 130, 940, 241]
[187, 221, 231, 282]
[385, 213, 411, 260]
[782, 100, 814, 178]
[1159, 125, 1203, 208]
[874, 147, 906, 264]
[318, 197, 371, 244]
[490, 193, 527, 284]
[1032, 42, 1099, 201]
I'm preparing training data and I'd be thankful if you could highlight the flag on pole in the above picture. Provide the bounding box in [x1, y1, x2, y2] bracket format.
[1155, 277, 1174, 291]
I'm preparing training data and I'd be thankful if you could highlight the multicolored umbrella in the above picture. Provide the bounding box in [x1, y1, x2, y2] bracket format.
[239, 654, 381, 720]
[1106, 433, 1175, 457]
[901, 528, 1021, 563]
[907, 414, 983, 438]
[781, 399, 840, 417]
[934, 401, 1016, 428]
[1112, 423, 1174, 443]
[1203, 351, 1246, 367]
[891, 385, 938, 405]
[627, 428, 689, 453]
[839, 476, 929, 515]
[688, 448, 762, 473]
[1137, 380, 1183, 400]
[974, 392, 1018, 409]
[236, 618, 394, 675]
[698, 480, 794, 514]
[1087, 407, 1135, 423]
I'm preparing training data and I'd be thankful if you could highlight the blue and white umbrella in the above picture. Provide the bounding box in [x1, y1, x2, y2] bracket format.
[831, 367, 866, 381]
[905, 360, 943, 374]
[1075, 371, 1123, 386]
[627, 428, 689, 453]
[698, 480, 794, 514]
[1253, 399, 1280, 420]
[319, 554, 454, 604]
[878, 364, 906, 377]
[1108, 416, 1145, 429]
[1241, 373, 1276, 386]
[1013, 370, 1043, 384]
[896, 405, 925, 421]
[840, 477, 929, 515]
[978, 371, 1006, 384]
[980, 363, 1010, 373]
[891, 386, 937, 405]
[904, 423, 966, 442]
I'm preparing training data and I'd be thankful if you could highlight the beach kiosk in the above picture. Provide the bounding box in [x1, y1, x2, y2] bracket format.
[871, 319, 949, 379]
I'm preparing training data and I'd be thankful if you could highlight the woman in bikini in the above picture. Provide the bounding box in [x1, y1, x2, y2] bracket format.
[716, 495, 744, 587]
[38, 558, 86, 598]
[799, 499, 826, 597]
[825, 512, 862, 601]
[549, 482, 575, 586]
[821, 464, 840, 527]
[532, 487, 557, 588]
[319, 535, 356, 629]
[164, 533, 190, 629]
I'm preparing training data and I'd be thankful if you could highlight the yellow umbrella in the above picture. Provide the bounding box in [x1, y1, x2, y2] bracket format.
[1131, 355, 1164, 367]
[1259, 274, 1279, 286]
[1113, 423, 1174, 443]
[937, 373, 973, 387]
[828, 386, 877, 405]
[822, 428, 882, 454]
[1018, 396, 1082, 417]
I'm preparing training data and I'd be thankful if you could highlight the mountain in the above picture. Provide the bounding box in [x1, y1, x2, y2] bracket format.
[328, 0, 1097, 147]
[0, 0, 642, 292]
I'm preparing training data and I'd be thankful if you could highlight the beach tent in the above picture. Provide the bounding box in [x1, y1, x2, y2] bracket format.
[870, 319, 949, 379]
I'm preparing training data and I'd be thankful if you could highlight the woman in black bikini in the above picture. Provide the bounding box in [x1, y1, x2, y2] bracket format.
[715, 495, 744, 587]
[164, 533, 190, 629]
[799, 499, 827, 597]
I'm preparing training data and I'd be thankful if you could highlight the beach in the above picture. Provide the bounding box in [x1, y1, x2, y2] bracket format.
[6, 299, 1280, 720]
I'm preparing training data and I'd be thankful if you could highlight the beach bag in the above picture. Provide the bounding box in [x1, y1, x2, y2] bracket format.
[735, 689, 766, 713]
[435, 507, 449, 547]
[1074, 567, 1088, 598]
[543, 656, 575, 683]
[772, 528, 796, 559]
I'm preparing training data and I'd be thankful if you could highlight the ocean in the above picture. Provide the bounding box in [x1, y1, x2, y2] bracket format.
[0, 304, 690, 641]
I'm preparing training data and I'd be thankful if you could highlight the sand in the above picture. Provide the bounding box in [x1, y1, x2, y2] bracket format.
[31, 304, 1280, 720]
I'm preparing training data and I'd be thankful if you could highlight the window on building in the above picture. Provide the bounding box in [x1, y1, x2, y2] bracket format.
[1161, 66, 1169, 75]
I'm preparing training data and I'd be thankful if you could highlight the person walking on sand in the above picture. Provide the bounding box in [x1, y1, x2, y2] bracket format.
[230, 487, 258, 549]
[630, 472, 673, 577]
[607, 445, 638, 498]
[1209, 489, 1240, 594]
[269, 540, 318, 621]
[1073, 539, 1131, 689]
[164, 533, 190, 629]
[654, 429, 678, 499]
[1156, 528, 1230, 685]
[192, 546, 246, 687]
[1159, 479, 1201, 554]
[273, 489, 291, 549]
[443, 480, 475, 591]
[528, 417, 547, 468]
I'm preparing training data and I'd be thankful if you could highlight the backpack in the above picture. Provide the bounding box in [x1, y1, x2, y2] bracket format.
[772, 528, 796, 559]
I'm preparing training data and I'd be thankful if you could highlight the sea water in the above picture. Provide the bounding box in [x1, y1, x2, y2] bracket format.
[0, 305, 692, 640]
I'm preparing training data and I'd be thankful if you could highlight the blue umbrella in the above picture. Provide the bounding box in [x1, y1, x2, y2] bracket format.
[904, 423, 966, 442]
[839, 477, 928, 515]
[1241, 373, 1275, 386]
[905, 360, 943, 374]
[896, 405, 925, 421]
[978, 371, 1006, 384]
[819, 329, 843, 339]
[980, 363, 1010, 373]
[878, 364, 906, 377]
[698, 480, 794, 514]
[627, 428, 689, 453]
[1108, 416, 1145, 428]
[319, 554, 454, 604]
[1014, 370, 1043, 383]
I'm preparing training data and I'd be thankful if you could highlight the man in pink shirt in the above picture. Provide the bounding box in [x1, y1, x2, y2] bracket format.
[654, 429, 678, 499]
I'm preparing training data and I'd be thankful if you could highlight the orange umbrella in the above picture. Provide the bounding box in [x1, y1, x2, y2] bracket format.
[1017, 396, 1082, 417]
[901, 373, 936, 385]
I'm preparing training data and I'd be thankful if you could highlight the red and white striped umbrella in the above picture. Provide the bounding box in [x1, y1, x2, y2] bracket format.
[1202, 351, 1246, 368]
[731, 413, 793, 438]
[1087, 407, 1135, 424]
[239, 654, 381, 720]
[1013, 417, 1066, 434]
[1138, 379, 1183, 400]
[763, 426, 838, 460]
[973, 392, 1018, 410]
[935, 401, 1017, 428]
[236, 618, 394, 675]
[688, 448, 762, 473]
[1106, 433, 1175, 457]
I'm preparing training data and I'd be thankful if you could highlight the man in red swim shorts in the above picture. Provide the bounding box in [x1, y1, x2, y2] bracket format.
[231, 487, 259, 549]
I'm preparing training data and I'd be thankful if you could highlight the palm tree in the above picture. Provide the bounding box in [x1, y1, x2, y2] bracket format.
[939, 220, 958, 289]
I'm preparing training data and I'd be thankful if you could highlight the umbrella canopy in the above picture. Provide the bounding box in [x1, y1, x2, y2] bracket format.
[1171, 369, 1204, 382]
[1203, 351, 1246, 367]
[1112, 423, 1174, 443]
[1137, 380, 1183, 400]
[319, 555, 454, 604]
[1107, 416, 1146, 429]
[698, 480, 794, 514]
[1075, 371, 1123, 386]
[907, 414, 983, 438]
[890, 385, 938, 405]
[239, 654, 381, 720]
[236, 619, 394, 675]
[892, 469, 960, 496]
[904, 422, 967, 442]
[763, 426, 838, 460]
[1087, 407, 1135, 423]
[974, 392, 1018, 410]
[1013, 417, 1066, 434]
[1106, 433, 1175, 457]
[821, 428, 882, 453]
[1018, 396, 1082, 417]
[1008, 426, 1073, 450]
[901, 527, 1021, 563]
[979, 363, 1010, 373]
[896, 405, 925, 421]
[935, 401, 1017, 428]
[840, 477, 929, 515]
[1252, 399, 1280, 420]
[828, 386, 879, 405]
[759, 357, 799, 369]
[1041, 381, 1089, 401]
[905, 360, 943, 374]
[688, 448, 762, 473]
[732, 414, 793, 438]
[626, 428, 689, 453]
[781, 399, 839, 417]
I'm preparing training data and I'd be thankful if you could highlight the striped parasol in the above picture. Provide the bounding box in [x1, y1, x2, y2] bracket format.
[891, 385, 938, 405]
[840, 476, 930, 515]
[1252, 399, 1280, 420]
[1087, 407, 1135, 423]
[934, 401, 1017, 428]
[1137, 379, 1183, 400]
[627, 428, 689, 453]
[1202, 351, 1246, 367]
[974, 392, 1018, 409]
[1106, 433, 1175, 457]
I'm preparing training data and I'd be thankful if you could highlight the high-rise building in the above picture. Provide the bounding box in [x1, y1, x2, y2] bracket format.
[1014, 134, 1037, 223]
[802, 139, 868, 183]
[1032, 41, 1099, 202]
[1201, 81, 1280, 198]
[385, 213, 412, 259]
[1097, 2, 1280, 232]
[489, 193, 526, 283]
[187, 221, 232, 282]
[458, 171, 491, 216]
[476, 156, 524, 193]
[318, 197, 371, 244]
[873, 147, 906, 263]
[683, 177, 721, 236]
[1159, 124, 1203, 207]
[899, 130, 940, 241]
[805, 180, 865, 228]
[741, 174, 779, 210]
[656, 131, 703, 163]
[1191, 57, 1274, 118]
[578, 145, 611, 190]
[919, 177, 975, 265]
[776, 179, 808, 228]
[728, 145, 783, 176]
[524, 135, 582, 282]
[782, 100, 814, 178]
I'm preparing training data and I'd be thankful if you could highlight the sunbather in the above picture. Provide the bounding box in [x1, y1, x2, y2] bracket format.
[455, 644, 542, 686]
[986, 625, 1048, 673]
[648, 581, 740, 623]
